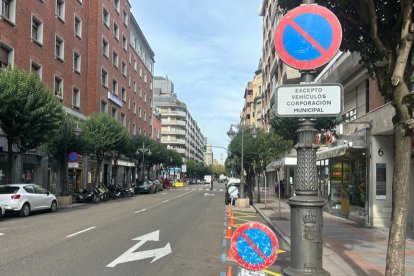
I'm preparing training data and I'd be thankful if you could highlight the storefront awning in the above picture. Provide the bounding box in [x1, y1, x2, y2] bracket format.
[316, 143, 351, 161]
[266, 157, 297, 172]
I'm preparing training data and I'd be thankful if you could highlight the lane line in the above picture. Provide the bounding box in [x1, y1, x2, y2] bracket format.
[176, 190, 193, 198]
[262, 269, 282, 276]
[162, 200, 169, 203]
[134, 208, 147, 214]
[66, 226, 96, 238]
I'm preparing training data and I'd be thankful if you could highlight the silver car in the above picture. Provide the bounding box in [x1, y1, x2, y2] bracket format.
[0, 184, 58, 217]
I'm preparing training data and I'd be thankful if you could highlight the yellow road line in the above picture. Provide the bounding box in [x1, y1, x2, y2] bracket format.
[262, 269, 282, 276]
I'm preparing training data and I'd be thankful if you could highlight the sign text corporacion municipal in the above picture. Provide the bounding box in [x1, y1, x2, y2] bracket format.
[275, 83, 343, 117]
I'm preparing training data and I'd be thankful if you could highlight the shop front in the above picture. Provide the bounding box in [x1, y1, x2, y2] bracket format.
[317, 144, 368, 223]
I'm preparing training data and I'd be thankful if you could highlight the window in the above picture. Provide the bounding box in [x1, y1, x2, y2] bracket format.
[133, 60, 137, 71]
[74, 15, 82, 38]
[133, 123, 136, 135]
[121, 86, 126, 102]
[54, 76, 63, 97]
[73, 52, 81, 73]
[31, 16, 43, 44]
[72, 87, 80, 108]
[112, 50, 118, 68]
[102, 37, 109, 57]
[144, 111, 146, 122]
[111, 107, 117, 119]
[144, 72, 147, 83]
[0, 43, 13, 68]
[139, 86, 142, 97]
[55, 35, 64, 60]
[122, 10, 128, 26]
[139, 107, 142, 118]
[144, 92, 147, 103]
[102, 7, 109, 27]
[30, 61, 42, 79]
[133, 102, 136, 114]
[101, 100, 108, 113]
[113, 22, 119, 40]
[121, 113, 126, 127]
[121, 61, 126, 76]
[133, 81, 136, 93]
[112, 78, 118, 95]
[101, 68, 108, 87]
[56, 0, 65, 21]
[1, 0, 16, 23]
[114, 0, 120, 13]
[122, 35, 127, 51]
[139, 65, 142, 77]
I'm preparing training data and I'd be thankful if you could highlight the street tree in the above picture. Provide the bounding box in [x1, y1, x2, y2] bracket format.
[252, 130, 293, 202]
[277, 1, 414, 274]
[80, 113, 127, 186]
[209, 163, 226, 179]
[0, 67, 64, 183]
[44, 115, 83, 193]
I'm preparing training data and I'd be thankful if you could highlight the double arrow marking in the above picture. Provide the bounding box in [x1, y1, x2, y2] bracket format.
[106, 230, 171, 267]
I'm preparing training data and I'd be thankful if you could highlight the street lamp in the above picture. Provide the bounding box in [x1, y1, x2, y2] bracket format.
[227, 123, 244, 201]
[136, 142, 151, 181]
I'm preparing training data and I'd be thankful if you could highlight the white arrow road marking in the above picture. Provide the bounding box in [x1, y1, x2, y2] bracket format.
[66, 226, 96, 238]
[106, 230, 171, 267]
[134, 208, 146, 214]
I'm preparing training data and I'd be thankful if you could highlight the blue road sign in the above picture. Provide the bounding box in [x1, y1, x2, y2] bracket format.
[230, 222, 279, 271]
[274, 4, 342, 70]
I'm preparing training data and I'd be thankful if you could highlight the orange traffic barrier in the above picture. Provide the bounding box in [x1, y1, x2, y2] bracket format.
[227, 207, 232, 217]
[229, 216, 235, 227]
[225, 226, 233, 239]
[226, 266, 233, 276]
[227, 247, 236, 262]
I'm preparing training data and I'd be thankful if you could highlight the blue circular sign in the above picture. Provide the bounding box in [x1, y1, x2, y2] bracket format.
[68, 152, 79, 162]
[274, 5, 342, 70]
[230, 222, 279, 271]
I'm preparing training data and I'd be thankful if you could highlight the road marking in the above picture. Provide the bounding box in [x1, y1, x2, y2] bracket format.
[107, 230, 171, 267]
[262, 269, 282, 276]
[219, 189, 223, 192]
[176, 190, 192, 198]
[66, 226, 96, 238]
[198, 188, 203, 191]
[162, 200, 169, 203]
[0, 228, 5, 235]
[161, 193, 168, 196]
[134, 208, 147, 214]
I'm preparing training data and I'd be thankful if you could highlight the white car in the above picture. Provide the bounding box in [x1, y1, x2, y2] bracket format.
[0, 201, 5, 217]
[0, 184, 58, 217]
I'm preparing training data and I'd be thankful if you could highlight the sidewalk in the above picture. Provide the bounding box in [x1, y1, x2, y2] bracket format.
[251, 190, 414, 276]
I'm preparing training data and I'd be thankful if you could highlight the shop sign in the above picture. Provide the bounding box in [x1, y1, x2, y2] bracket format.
[68, 162, 79, 168]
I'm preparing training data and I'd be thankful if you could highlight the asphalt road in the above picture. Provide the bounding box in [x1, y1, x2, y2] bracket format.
[0, 184, 228, 276]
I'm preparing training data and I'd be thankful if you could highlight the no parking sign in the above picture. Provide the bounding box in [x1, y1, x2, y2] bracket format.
[274, 4, 342, 70]
[230, 222, 279, 271]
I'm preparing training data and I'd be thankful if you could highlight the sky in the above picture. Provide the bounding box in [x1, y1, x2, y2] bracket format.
[131, 0, 263, 164]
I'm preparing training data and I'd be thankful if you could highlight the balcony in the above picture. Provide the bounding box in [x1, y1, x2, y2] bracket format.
[161, 128, 186, 136]
[161, 137, 186, 145]
[162, 110, 186, 118]
[161, 119, 186, 126]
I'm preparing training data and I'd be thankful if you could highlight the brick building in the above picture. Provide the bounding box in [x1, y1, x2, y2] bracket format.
[0, 0, 154, 192]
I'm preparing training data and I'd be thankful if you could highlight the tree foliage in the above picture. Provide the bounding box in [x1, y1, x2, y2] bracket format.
[80, 113, 128, 185]
[277, 2, 413, 274]
[0, 67, 64, 183]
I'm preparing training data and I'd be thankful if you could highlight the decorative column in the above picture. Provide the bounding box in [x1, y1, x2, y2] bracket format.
[283, 119, 329, 276]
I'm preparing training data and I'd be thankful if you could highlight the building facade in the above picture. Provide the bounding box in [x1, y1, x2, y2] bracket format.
[0, 0, 154, 193]
[153, 76, 205, 163]
[241, 61, 264, 129]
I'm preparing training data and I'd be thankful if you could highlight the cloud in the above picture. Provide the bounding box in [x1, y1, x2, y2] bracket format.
[131, 0, 263, 163]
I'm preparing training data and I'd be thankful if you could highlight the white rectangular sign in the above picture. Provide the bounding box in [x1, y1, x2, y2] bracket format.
[275, 84, 343, 117]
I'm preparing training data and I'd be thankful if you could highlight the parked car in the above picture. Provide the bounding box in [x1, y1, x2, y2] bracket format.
[0, 201, 5, 217]
[152, 180, 163, 192]
[224, 182, 253, 205]
[0, 184, 58, 217]
[137, 180, 157, 194]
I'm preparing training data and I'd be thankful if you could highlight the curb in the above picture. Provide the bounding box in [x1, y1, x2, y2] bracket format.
[253, 204, 291, 248]
[59, 203, 87, 209]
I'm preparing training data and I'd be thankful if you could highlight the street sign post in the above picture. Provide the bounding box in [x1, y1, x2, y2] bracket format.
[230, 222, 279, 271]
[274, 4, 342, 70]
[228, 185, 239, 205]
[275, 83, 343, 117]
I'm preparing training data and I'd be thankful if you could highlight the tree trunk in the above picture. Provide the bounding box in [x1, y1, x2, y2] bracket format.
[94, 158, 103, 187]
[6, 139, 13, 184]
[385, 82, 412, 275]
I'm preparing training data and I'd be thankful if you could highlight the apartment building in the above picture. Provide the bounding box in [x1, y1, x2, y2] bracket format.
[0, 0, 154, 191]
[241, 61, 264, 129]
[258, 0, 300, 131]
[153, 76, 205, 163]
